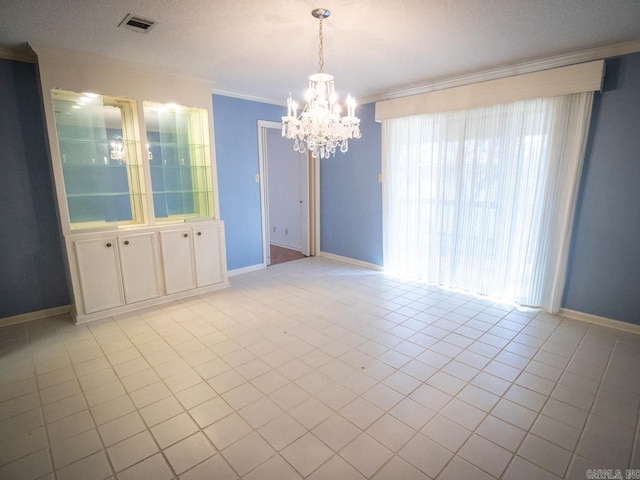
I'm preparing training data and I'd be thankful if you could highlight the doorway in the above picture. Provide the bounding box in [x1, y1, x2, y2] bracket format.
[258, 121, 319, 266]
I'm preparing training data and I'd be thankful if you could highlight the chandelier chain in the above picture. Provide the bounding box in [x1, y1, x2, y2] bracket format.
[318, 18, 324, 73]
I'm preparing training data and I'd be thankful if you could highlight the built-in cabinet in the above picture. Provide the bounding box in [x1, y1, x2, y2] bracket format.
[75, 232, 161, 314]
[160, 229, 195, 294]
[159, 225, 223, 294]
[75, 236, 125, 313]
[33, 46, 229, 324]
[68, 221, 226, 323]
[118, 233, 161, 304]
[73, 233, 161, 313]
[193, 225, 224, 286]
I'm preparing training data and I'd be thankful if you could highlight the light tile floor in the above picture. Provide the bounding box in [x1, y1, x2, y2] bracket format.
[1, 257, 639, 479]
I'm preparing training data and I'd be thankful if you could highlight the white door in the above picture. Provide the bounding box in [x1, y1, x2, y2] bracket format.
[75, 237, 124, 313]
[160, 229, 196, 294]
[193, 225, 223, 286]
[259, 121, 310, 265]
[118, 232, 160, 304]
[299, 151, 310, 256]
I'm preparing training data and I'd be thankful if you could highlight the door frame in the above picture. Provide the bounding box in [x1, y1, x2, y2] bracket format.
[257, 120, 320, 267]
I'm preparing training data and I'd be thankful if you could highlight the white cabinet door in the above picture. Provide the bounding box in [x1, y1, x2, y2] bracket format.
[75, 237, 124, 313]
[193, 225, 223, 287]
[160, 229, 196, 294]
[118, 232, 160, 304]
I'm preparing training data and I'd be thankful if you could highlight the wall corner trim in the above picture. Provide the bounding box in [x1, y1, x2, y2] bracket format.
[319, 252, 383, 271]
[0, 305, 71, 328]
[560, 308, 640, 335]
[227, 263, 266, 277]
[0, 46, 37, 63]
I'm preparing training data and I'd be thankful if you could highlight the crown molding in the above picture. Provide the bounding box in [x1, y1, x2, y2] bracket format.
[359, 39, 640, 105]
[211, 87, 286, 106]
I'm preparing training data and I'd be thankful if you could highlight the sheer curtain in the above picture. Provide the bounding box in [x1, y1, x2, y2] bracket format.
[383, 92, 594, 311]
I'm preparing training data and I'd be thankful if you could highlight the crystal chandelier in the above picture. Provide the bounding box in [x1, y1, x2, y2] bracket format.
[282, 8, 361, 159]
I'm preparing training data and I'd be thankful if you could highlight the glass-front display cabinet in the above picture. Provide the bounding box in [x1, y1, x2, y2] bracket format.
[52, 90, 145, 230]
[144, 102, 214, 221]
[50, 91, 216, 230]
[35, 47, 228, 324]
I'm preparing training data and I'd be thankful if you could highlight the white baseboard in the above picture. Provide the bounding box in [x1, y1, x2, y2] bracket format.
[73, 282, 230, 324]
[0, 305, 71, 327]
[227, 263, 266, 277]
[270, 241, 302, 251]
[319, 251, 383, 271]
[560, 308, 640, 335]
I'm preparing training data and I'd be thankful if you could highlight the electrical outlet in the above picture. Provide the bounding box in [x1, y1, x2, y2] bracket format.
[273, 226, 276, 232]
[285, 228, 288, 235]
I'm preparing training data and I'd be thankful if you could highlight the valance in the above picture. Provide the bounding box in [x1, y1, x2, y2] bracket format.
[375, 60, 604, 121]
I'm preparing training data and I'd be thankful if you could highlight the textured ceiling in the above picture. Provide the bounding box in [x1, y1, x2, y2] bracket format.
[1, 0, 640, 104]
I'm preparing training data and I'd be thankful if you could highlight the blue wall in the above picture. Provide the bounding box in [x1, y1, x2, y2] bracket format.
[320, 103, 383, 266]
[563, 53, 640, 324]
[2, 56, 638, 324]
[0, 59, 69, 318]
[212, 95, 285, 271]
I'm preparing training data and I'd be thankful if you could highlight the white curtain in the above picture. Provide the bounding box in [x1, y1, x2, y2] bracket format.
[383, 92, 594, 311]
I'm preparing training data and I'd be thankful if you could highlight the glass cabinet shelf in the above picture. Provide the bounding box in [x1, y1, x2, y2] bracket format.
[58, 139, 141, 166]
[149, 189, 213, 194]
[66, 192, 133, 198]
[58, 137, 139, 145]
[60, 164, 137, 168]
[147, 141, 208, 148]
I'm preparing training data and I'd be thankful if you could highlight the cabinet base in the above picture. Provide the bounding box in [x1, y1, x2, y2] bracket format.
[72, 281, 230, 324]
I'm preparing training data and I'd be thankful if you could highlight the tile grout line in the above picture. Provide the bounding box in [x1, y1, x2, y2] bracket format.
[2, 258, 640, 480]
[26, 321, 57, 480]
[562, 322, 612, 476]
[89, 315, 179, 480]
[498, 314, 590, 479]
[108, 309, 234, 479]
[437, 307, 545, 480]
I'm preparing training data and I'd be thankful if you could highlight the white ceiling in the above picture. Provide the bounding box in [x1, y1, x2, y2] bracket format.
[1, 0, 640, 104]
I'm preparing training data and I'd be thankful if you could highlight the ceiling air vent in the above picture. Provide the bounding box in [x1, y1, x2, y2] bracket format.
[118, 14, 156, 33]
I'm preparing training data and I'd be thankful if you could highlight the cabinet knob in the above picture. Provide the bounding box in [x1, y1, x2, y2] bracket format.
[183, 233, 188, 238]
[197, 232, 202, 236]
[106, 243, 112, 248]
[124, 240, 130, 245]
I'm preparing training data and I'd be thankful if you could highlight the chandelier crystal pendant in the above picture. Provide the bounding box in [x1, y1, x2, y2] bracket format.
[282, 8, 361, 159]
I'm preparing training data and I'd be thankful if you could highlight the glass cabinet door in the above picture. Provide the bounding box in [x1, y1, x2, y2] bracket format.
[52, 90, 145, 229]
[144, 102, 214, 220]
